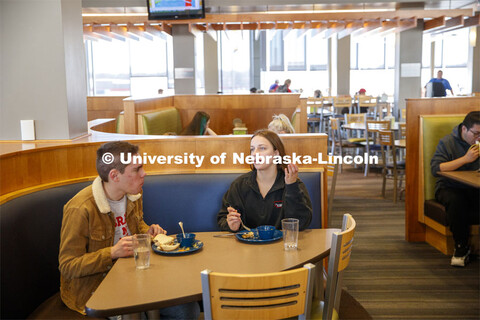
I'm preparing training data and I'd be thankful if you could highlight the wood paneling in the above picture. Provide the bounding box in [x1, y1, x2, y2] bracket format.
[405, 96, 480, 242]
[122, 94, 302, 135]
[0, 133, 327, 200]
[86, 96, 128, 121]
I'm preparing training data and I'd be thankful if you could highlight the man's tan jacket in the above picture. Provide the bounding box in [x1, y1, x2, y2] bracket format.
[58, 177, 150, 314]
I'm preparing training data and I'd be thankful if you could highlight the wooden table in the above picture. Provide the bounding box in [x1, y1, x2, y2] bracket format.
[85, 229, 338, 317]
[437, 170, 480, 188]
[395, 139, 406, 148]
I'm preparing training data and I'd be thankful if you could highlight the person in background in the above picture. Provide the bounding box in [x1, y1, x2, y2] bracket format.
[356, 88, 368, 113]
[180, 111, 217, 136]
[426, 70, 454, 97]
[268, 114, 295, 134]
[250, 87, 258, 93]
[59, 141, 200, 318]
[158, 88, 164, 95]
[276, 79, 292, 93]
[269, 80, 279, 93]
[431, 111, 480, 267]
[217, 129, 312, 232]
[314, 89, 322, 98]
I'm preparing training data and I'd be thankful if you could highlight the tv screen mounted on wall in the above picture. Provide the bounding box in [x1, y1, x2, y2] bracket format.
[147, 0, 205, 20]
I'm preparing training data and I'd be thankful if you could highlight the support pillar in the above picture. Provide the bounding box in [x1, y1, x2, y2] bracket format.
[1, 0, 87, 140]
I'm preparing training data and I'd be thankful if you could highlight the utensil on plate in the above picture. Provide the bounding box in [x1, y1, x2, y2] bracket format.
[179, 221, 186, 238]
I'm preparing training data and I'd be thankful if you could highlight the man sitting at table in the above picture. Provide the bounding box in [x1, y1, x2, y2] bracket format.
[58, 141, 200, 318]
[431, 111, 480, 267]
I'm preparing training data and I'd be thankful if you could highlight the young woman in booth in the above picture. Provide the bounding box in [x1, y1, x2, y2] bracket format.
[217, 129, 312, 231]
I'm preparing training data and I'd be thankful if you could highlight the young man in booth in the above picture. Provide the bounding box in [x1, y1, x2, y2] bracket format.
[59, 141, 199, 318]
[431, 111, 480, 267]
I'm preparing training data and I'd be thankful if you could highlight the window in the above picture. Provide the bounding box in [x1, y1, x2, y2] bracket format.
[219, 30, 251, 93]
[86, 36, 170, 97]
[269, 30, 284, 71]
[356, 36, 385, 69]
[285, 30, 306, 71]
[309, 32, 328, 71]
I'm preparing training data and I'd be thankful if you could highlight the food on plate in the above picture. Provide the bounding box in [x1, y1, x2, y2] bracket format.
[241, 231, 255, 239]
[153, 234, 180, 251]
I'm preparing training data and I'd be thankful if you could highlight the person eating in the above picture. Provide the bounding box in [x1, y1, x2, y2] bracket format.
[217, 129, 312, 232]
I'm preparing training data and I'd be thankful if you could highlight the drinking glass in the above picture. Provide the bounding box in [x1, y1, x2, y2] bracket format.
[281, 218, 299, 251]
[133, 234, 151, 270]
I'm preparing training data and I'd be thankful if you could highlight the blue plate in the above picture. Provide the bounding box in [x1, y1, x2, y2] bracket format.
[236, 229, 283, 244]
[152, 239, 203, 255]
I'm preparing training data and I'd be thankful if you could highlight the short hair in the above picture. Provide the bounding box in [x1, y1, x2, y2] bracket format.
[250, 87, 258, 93]
[268, 114, 295, 134]
[251, 129, 287, 171]
[284, 79, 291, 85]
[96, 141, 139, 182]
[462, 111, 480, 130]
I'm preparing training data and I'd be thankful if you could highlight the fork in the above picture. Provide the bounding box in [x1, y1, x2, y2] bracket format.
[226, 202, 251, 231]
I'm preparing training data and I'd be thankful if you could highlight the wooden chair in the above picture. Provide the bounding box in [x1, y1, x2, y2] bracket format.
[357, 95, 377, 115]
[344, 113, 366, 143]
[333, 95, 352, 116]
[399, 123, 407, 139]
[379, 130, 405, 203]
[363, 120, 391, 176]
[201, 263, 316, 320]
[330, 118, 363, 173]
[311, 213, 356, 320]
[327, 162, 339, 225]
[307, 97, 323, 132]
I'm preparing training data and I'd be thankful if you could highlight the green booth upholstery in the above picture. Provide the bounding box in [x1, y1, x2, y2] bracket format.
[139, 107, 182, 135]
[116, 107, 182, 135]
[421, 115, 479, 254]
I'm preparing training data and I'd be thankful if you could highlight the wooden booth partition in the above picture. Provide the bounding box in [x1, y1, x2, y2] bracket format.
[87, 96, 128, 121]
[405, 96, 480, 243]
[122, 94, 302, 135]
[0, 133, 328, 225]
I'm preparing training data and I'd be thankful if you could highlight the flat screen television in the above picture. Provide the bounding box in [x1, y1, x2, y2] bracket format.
[147, 0, 205, 20]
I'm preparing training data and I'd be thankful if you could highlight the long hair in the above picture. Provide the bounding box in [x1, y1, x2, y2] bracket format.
[180, 111, 210, 135]
[268, 114, 295, 134]
[250, 129, 287, 171]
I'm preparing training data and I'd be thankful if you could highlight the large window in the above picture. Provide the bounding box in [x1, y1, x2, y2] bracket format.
[350, 33, 395, 97]
[421, 28, 470, 95]
[85, 36, 170, 97]
[219, 30, 251, 93]
[261, 29, 329, 97]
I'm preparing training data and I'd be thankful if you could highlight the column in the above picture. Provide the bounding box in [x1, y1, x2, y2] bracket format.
[336, 35, 351, 95]
[470, 26, 480, 93]
[1, 0, 87, 140]
[204, 32, 219, 94]
[172, 25, 204, 94]
[394, 19, 424, 114]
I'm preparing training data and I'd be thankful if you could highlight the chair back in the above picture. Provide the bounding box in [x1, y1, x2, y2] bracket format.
[345, 113, 366, 125]
[357, 95, 377, 107]
[201, 264, 316, 320]
[307, 97, 322, 114]
[399, 123, 407, 139]
[333, 95, 352, 107]
[323, 214, 356, 320]
[327, 163, 339, 225]
[378, 130, 397, 170]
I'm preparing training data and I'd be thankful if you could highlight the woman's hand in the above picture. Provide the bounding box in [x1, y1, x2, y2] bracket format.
[284, 164, 299, 185]
[147, 224, 166, 237]
[226, 207, 241, 231]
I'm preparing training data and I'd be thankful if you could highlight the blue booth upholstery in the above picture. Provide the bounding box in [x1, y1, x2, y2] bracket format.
[1, 172, 322, 319]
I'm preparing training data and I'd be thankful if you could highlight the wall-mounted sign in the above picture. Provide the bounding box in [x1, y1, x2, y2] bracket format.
[174, 68, 194, 79]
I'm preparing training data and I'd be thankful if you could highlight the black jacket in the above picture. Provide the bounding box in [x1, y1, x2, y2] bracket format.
[431, 124, 480, 194]
[217, 170, 312, 232]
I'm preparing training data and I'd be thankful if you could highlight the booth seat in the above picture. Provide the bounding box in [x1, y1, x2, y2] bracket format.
[421, 115, 479, 255]
[1, 172, 323, 319]
[116, 107, 182, 135]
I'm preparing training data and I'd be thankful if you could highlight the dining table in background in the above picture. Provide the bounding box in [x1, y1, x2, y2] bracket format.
[85, 228, 338, 318]
[437, 170, 480, 188]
